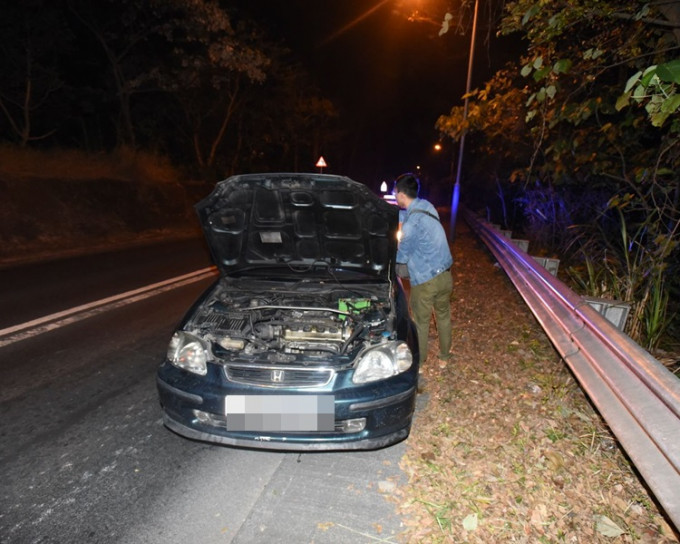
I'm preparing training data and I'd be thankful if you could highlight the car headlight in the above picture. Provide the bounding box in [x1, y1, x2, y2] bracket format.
[166, 331, 209, 376]
[352, 341, 413, 384]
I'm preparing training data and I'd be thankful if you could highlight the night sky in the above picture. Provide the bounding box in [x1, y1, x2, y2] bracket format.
[232, 0, 490, 185]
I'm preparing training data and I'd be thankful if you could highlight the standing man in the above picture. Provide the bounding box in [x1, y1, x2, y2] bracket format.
[393, 173, 453, 367]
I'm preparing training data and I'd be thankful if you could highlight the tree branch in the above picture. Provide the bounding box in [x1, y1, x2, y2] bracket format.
[611, 12, 680, 29]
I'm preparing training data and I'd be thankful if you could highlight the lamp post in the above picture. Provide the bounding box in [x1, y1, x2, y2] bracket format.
[449, 0, 479, 241]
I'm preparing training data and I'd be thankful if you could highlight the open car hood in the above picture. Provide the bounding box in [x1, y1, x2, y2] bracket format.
[196, 173, 399, 279]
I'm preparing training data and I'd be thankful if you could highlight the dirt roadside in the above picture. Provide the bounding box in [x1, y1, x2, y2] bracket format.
[393, 220, 679, 543]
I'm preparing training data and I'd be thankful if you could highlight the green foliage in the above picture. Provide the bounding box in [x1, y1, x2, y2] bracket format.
[617, 60, 680, 127]
[566, 198, 678, 349]
[436, 70, 532, 205]
[643, 274, 672, 351]
[437, 0, 680, 349]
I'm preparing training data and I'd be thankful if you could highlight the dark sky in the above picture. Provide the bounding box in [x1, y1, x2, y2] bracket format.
[232, 0, 483, 184]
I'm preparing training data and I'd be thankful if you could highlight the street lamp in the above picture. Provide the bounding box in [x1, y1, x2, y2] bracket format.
[406, 0, 480, 238]
[449, 0, 479, 241]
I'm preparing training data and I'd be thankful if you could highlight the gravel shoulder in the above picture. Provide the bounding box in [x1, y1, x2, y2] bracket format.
[393, 220, 679, 543]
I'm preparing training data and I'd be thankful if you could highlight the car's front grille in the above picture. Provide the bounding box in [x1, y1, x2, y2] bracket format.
[225, 365, 334, 388]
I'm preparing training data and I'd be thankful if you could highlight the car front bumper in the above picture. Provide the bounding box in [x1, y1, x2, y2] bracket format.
[156, 363, 417, 451]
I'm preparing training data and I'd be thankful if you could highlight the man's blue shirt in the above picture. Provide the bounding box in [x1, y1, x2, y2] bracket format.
[396, 198, 453, 286]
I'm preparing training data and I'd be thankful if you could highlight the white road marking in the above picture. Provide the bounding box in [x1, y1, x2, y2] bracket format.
[0, 267, 217, 348]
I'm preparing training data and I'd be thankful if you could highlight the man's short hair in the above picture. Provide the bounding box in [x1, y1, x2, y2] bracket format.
[394, 173, 420, 199]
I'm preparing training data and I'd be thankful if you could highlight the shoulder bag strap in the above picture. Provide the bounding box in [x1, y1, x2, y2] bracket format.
[408, 208, 440, 221]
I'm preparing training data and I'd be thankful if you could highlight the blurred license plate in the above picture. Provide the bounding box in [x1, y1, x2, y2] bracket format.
[225, 395, 335, 432]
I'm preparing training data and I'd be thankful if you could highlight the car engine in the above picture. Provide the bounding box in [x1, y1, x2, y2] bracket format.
[186, 280, 396, 360]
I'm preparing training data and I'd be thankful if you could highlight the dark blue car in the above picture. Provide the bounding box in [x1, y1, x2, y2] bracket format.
[157, 173, 419, 450]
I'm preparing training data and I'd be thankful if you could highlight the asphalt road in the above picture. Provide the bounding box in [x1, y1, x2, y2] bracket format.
[0, 239, 411, 543]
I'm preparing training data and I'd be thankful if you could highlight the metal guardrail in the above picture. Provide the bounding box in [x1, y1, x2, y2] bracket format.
[463, 209, 680, 530]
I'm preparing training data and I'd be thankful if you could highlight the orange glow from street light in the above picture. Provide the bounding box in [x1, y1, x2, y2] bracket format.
[320, 0, 392, 45]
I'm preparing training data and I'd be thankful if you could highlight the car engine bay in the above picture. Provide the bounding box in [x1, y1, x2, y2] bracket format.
[186, 279, 397, 361]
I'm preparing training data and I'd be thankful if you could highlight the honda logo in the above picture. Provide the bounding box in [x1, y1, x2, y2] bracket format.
[271, 369, 285, 383]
